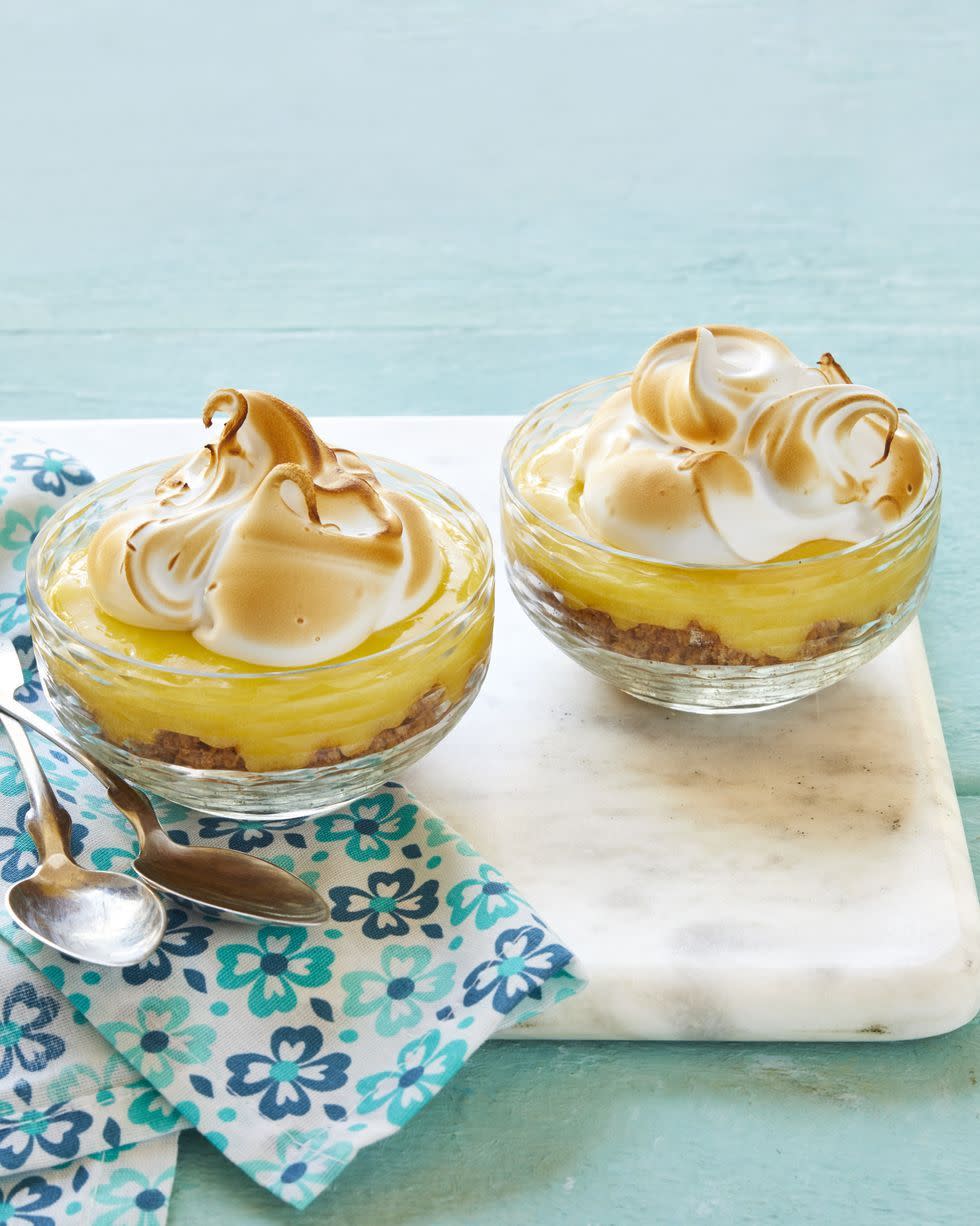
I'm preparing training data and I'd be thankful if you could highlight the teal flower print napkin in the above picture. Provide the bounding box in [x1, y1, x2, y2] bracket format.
[0, 431, 586, 1213]
[2, 789, 584, 1211]
[0, 436, 183, 1224]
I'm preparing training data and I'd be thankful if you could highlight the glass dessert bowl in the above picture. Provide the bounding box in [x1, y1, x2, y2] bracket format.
[28, 389, 493, 817]
[502, 326, 940, 713]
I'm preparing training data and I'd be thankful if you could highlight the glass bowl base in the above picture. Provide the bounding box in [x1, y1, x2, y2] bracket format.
[508, 560, 918, 714]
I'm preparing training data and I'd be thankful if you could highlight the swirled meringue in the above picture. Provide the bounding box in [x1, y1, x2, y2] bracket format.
[631, 325, 848, 449]
[531, 326, 929, 565]
[88, 389, 443, 666]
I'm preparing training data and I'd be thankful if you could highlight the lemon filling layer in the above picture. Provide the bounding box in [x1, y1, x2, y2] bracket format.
[512, 433, 936, 661]
[45, 521, 491, 771]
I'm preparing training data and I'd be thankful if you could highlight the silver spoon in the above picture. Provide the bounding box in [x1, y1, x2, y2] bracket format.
[0, 709, 167, 966]
[0, 645, 328, 927]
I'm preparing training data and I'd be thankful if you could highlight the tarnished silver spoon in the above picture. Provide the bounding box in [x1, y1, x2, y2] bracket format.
[0, 709, 167, 966]
[0, 643, 328, 927]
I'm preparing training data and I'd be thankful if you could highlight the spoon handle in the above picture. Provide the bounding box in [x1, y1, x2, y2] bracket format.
[0, 714, 75, 863]
[0, 698, 117, 788]
[0, 697, 165, 849]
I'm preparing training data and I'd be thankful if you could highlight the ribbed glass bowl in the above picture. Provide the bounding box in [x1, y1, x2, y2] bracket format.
[501, 374, 941, 713]
[28, 456, 494, 819]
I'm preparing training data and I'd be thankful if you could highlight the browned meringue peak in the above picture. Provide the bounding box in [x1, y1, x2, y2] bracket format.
[631, 325, 849, 449]
[745, 384, 921, 513]
[88, 389, 443, 666]
[570, 326, 931, 564]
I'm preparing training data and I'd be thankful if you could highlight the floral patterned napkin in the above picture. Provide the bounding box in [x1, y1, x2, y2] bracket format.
[0, 433, 586, 1217]
[0, 435, 183, 1224]
[0, 943, 183, 1222]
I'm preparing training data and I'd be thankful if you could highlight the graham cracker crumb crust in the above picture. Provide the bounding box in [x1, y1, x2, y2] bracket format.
[132, 687, 449, 772]
[542, 590, 854, 666]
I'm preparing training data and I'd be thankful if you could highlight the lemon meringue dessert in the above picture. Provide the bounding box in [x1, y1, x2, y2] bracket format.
[502, 325, 939, 710]
[30, 390, 492, 804]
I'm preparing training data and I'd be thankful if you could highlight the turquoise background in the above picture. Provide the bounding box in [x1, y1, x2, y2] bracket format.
[2, 2, 979, 1221]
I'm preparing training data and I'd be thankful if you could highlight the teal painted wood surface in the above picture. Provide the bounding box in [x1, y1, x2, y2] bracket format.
[2, 2, 980, 1222]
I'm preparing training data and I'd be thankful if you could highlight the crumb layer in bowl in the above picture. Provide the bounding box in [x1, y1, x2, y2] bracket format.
[528, 571, 856, 664]
[132, 686, 453, 770]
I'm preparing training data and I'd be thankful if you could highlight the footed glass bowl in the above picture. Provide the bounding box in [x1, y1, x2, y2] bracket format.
[28, 456, 494, 818]
[501, 374, 940, 713]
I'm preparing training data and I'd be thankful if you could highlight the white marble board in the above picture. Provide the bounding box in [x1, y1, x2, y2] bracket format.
[25, 414, 980, 1042]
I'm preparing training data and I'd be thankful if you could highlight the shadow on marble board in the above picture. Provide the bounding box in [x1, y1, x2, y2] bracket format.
[565, 655, 924, 843]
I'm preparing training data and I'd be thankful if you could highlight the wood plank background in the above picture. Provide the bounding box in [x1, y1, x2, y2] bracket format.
[3, 2, 978, 422]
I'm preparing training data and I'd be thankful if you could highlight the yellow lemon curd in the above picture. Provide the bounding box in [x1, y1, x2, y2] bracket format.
[507, 441, 939, 662]
[45, 519, 491, 772]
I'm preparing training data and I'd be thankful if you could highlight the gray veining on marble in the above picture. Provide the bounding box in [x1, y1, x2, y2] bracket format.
[33, 415, 980, 1041]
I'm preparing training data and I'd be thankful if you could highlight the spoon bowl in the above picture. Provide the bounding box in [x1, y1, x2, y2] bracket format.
[133, 831, 328, 926]
[8, 859, 167, 966]
[0, 668, 168, 968]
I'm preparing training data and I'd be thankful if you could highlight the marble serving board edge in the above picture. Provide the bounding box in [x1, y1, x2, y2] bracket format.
[23, 415, 980, 1043]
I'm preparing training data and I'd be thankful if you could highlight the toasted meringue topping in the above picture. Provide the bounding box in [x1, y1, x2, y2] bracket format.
[631, 325, 848, 449]
[527, 326, 931, 564]
[88, 389, 443, 666]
